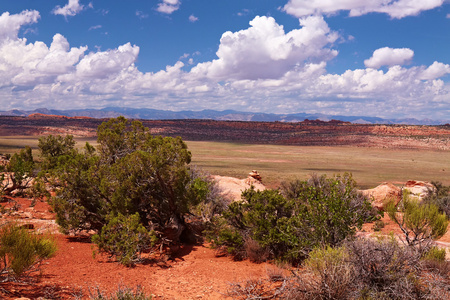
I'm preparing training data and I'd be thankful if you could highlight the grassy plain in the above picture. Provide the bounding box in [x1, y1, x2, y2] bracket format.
[0, 137, 448, 189]
[187, 141, 449, 189]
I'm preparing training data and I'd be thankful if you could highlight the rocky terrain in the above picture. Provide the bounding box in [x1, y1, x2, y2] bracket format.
[0, 115, 449, 150]
[1, 174, 449, 299]
[0, 115, 449, 299]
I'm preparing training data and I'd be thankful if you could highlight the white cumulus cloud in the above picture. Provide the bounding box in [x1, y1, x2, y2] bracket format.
[283, 0, 445, 19]
[0, 10, 449, 120]
[52, 0, 86, 17]
[0, 33, 86, 87]
[191, 15, 338, 80]
[364, 47, 414, 69]
[157, 0, 181, 14]
[420, 61, 450, 80]
[75, 43, 139, 78]
[0, 10, 40, 41]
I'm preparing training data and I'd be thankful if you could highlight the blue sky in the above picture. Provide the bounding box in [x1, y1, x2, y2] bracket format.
[1, 1, 450, 120]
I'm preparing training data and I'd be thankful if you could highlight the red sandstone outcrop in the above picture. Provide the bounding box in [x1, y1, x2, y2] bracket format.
[360, 183, 402, 210]
[361, 180, 437, 210]
[403, 180, 435, 201]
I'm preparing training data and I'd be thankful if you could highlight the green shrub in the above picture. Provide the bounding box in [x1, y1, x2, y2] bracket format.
[423, 181, 450, 218]
[303, 246, 353, 299]
[305, 245, 349, 273]
[92, 213, 157, 266]
[386, 196, 448, 252]
[205, 219, 246, 259]
[187, 168, 230, 223]
[0, 223, 57, 279]
[227, 237, 448, 300]
[423, 246, 447, 262]
[345, 237, 423, 299]
[209, 173, 376, 264]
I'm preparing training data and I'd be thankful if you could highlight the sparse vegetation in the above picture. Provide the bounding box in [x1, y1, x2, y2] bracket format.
[207, 173, 378, 264]
[0, 222, 56, 281]
[86, 284, 152, 300]
[0, 118, 448, 298]
[386, 193, 448, 252]
[227, 237, 450, 300]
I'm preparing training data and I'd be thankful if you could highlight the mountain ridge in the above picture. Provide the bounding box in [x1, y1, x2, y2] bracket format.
[0, 107, 447, 125]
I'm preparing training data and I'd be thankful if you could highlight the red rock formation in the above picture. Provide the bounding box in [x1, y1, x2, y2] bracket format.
[360, 183, 402, 211]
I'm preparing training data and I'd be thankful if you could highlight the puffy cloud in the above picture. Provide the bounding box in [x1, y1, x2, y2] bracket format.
[52, 0, 86, 17]
[75, 43, 139, 78]
[191, 15, 338, 80]
[156, 0, 181, 14]
[0, 10, 40, 41]
[0, 33, 86, 87]
[283, 0, 445, 19]
[420, 61, 450, 80]
[364, 47, 414, 68]
[0, 10, 449, 120]
[189, 15, 198, 22]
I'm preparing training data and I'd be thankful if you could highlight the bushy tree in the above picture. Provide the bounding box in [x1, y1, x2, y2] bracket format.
[41, 117, 212, 264]
[208, 173, 377, 263]
[188, 168, 230, 223]
[38, 134, 76, 170]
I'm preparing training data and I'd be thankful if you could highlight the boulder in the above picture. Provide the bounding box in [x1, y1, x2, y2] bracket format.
[360, 182, 402, 211]
[212, 174, 266, 202]
[403, 180, 435, 202]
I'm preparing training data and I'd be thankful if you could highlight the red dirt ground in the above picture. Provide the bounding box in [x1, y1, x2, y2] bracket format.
[0, 198, 275, 299]
[1, 196, 449, 299]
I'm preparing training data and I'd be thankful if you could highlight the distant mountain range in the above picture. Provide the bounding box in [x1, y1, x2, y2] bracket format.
[0, 107, 448, 125]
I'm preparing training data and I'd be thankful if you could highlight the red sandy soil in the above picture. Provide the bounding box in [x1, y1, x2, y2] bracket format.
[1, 196, 449, 299]
[0, 198, 275, 299]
